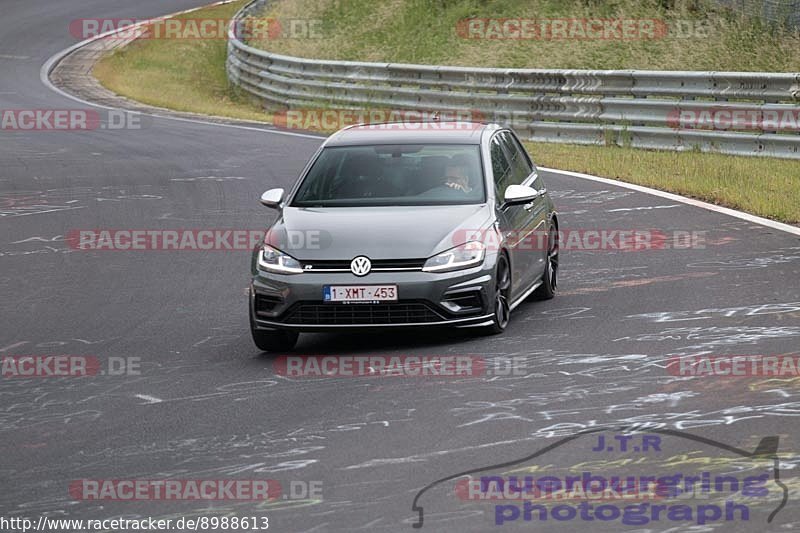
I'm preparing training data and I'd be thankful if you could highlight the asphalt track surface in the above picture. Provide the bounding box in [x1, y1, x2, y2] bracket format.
[2, 1, 800, 532]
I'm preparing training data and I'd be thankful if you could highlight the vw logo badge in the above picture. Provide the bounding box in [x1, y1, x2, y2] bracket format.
[350, 256, 371, 276]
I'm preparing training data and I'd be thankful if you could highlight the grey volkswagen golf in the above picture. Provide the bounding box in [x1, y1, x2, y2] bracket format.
[249, 122, 559, 351]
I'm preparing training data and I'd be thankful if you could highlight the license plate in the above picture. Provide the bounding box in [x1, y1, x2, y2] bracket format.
[323, 285, 398, 302]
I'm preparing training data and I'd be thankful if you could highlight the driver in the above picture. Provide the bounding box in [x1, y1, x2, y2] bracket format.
[443, 159, 473, 193]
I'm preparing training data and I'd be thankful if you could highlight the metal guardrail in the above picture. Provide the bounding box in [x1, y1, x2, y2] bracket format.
[226, 0, 800, 159]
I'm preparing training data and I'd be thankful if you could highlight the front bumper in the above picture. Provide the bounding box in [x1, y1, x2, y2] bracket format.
[250, 260, 497, 332]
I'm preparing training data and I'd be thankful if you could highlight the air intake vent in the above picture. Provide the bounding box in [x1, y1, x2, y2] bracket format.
[282, 301, 444, 324]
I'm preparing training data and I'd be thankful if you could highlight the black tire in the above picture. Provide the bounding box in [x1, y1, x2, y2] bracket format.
[532, 223, 559, 300]
[483, 254, 511, 335]
[250, 307, 299, 352]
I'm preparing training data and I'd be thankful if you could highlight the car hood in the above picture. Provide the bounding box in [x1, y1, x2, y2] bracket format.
[267, 205, 493, 261]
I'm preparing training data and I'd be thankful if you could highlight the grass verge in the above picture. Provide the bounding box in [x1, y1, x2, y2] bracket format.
[256, 0, 800, 71]
[525, 142, 800, 223]
[93, 0, 269, 122]
[93, 0, 800, 224]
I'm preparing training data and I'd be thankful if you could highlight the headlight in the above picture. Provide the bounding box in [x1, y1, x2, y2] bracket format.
[258, 244, 303, 274]
[423, 241, 485, 272]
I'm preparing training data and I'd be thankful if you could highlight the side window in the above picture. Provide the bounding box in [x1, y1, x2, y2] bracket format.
[490, 134, 512, 200]
[500, 131, 533, 186]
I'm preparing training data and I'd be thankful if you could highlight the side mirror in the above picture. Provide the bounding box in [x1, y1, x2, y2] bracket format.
[260, 188, 284, 208]
[502, 184, 540, 207]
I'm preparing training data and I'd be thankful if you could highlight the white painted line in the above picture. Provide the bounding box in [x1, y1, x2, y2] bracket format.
[171, 176, 249, 181]
[3, 205, 86, 217]
[39, 1, 324, 141]
[607, 204, 680, 212]
[135, 394, 163, 404]
[0, 342, 27, 353]
[541, 166, 800, 237]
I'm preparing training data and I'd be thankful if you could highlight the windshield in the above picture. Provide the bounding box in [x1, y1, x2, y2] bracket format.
[290, 144, 485, 207]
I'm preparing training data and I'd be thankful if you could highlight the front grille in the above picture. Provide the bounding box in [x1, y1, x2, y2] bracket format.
[282, 301, 445, 325]
[302, 258, 425, 271]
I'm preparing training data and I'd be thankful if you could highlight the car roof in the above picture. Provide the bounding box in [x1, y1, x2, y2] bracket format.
[324, 121, 492, 146]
